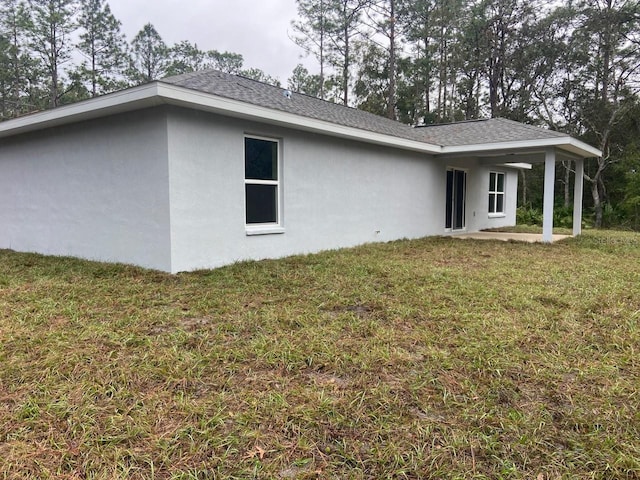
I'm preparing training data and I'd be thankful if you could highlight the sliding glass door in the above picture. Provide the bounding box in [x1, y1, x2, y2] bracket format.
[445, 168, 466, 231]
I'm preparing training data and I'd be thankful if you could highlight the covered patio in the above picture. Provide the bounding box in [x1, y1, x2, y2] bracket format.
[418, 119, 602, 242]
[474, 146, 598, 242]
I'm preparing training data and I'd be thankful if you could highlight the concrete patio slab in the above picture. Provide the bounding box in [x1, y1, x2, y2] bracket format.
[451, 231, 571, 243]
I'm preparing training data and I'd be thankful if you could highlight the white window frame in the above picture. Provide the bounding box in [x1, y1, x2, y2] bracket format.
[244, 134, 284, 235]
[489, 171, 506, 217]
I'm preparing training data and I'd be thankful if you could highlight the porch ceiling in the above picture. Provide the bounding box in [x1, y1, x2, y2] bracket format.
[446, 148, 584, 166]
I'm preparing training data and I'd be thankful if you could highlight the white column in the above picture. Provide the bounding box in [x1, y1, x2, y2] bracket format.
[543, 148, 556, 243]
[573, 158, 584, 236]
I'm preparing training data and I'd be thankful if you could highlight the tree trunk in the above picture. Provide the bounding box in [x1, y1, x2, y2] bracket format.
[591, 178, 603, 228]
[386, 0, 396, 119]
[563, 161, 571, 209]
[601, 0, 612, 103]
[11, 13, 21, 114]
[424, 38, 430, 116]
[520, 169, 528, 207]
[319, 0, 325, 100]
[92, 38, 97, 97]
[437, 30, 443, 120]
[343, 30, 349, 106]
[50, 59, 58, 107]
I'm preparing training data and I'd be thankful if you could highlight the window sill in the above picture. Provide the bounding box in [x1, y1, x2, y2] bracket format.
[246, 225, 285, 236]
[488, 213, 506, 218]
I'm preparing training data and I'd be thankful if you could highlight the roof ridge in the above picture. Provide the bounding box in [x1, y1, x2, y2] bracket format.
[415, 119, 490, 128]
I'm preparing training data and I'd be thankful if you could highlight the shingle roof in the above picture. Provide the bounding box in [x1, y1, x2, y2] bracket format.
[161, 69, 423, 143]
[414, 118, 567, 146]
[161, 69, 568, 148]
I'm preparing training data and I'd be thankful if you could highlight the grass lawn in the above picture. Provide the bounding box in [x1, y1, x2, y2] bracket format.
[1, 230, 639, 479]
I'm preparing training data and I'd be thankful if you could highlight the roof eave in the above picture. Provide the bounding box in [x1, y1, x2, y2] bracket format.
[0, 83, 163, 139]
[440, 137, 602, 158]
[154, 83, 442, 154]
[0, 81, 442, 155]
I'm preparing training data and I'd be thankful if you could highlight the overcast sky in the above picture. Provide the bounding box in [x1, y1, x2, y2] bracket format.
[107, 0, 312, 83]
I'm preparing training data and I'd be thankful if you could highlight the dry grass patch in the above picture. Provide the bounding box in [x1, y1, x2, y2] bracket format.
[0, 230, 639, 479]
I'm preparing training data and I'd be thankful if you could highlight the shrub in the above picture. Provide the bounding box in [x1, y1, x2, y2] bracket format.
[517, 205, 580, 229]
[516, 206, 543, 225]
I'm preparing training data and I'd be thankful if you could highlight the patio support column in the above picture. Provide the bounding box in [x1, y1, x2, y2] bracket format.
[573, 158, 584, 236]
[542, 148, 556, 243]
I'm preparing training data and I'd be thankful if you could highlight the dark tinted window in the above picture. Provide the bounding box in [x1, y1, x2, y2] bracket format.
[245, 138, 277, 180]
[246, 184, 277, 224]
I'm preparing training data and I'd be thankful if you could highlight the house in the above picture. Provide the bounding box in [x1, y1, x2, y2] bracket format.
[0, 70, 601, 273]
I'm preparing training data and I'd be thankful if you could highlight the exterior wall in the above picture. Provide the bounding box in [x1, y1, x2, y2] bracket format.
[0, 103, 522, 274]
[167, 107, 445, 272]
[0, 108, 172, 271]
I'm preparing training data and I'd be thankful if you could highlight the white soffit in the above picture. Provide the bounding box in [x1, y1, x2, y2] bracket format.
[440, 137, 601, 159]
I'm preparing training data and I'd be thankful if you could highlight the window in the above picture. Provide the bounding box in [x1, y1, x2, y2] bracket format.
[245, 136, 280, 226]
[489, 171, 505, 215]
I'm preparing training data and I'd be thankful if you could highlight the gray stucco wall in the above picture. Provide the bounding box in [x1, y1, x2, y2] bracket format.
[167, 107, 446, 272]
[0, 108, 172, 271]
[0, 105, 519, 273]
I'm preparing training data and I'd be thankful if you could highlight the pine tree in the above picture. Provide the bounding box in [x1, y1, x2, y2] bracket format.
[327, 0, 369, 105]
[364, 0, 398, 119]
[166, 40, 206, 76]
[129, 23, 169, 84]
[22, 0, 78, 108]
[292, 0, 333, 99]
[206, 50, 243, 74]
[240, 67, 281, 86]
[76, 0, 128, 96]
[288, 64, 322, 96]
[0, 0, 32, 117]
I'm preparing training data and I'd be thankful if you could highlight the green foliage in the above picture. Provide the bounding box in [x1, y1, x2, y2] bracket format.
[76, 0, 129, 96]
[207, 50, 244, 75]
[288, 63, 323, 96]
[354, 42, 389, 116]
[293, 0, 369, 105]
[516, 206, 543, 226]
[128, 23, 169, 84]
[516, 205, 579, 229]
[553, 205, 575, 229]
[165, 40, 207, 76]
[22, 0, 78, 107]
[291, 0, 335, 99]
[240, 67, 281, 87]
[166, 42, 246, 77]
[0, 1, 266, 114]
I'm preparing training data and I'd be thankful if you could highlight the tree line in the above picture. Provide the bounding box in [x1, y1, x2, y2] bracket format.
[0, 0, 278, 115]
[1, 0, 639, 229]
